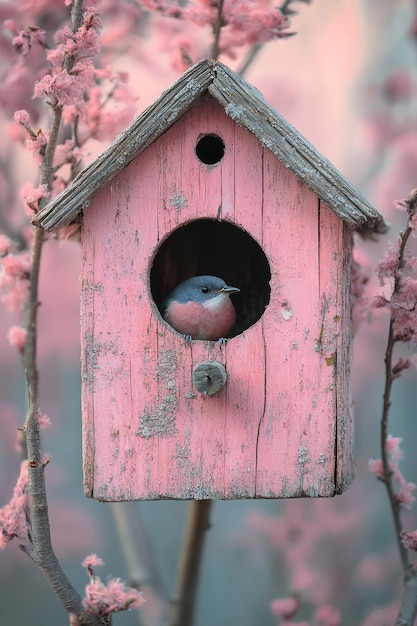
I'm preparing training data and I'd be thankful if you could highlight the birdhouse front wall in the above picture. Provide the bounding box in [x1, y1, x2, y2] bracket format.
[81, 94, 353, 501]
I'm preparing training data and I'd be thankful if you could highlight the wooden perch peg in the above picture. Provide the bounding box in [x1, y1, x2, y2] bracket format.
[192, 361, 227, 395]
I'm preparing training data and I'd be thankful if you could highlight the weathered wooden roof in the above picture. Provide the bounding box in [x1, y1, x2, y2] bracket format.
[34, 59, 388, 235]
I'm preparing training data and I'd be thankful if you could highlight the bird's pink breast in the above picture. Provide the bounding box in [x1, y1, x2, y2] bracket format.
[164, 299, 236, 340]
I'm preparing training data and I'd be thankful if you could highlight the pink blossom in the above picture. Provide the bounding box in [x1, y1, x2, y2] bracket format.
[392, 356, 411, 375]
[13, 108, 31, 128]
[375, 242, 400, 285]
[1, 277, 30, 313]
[3, 19, 19, 35]
[271, 597, 299, 619]
[395, 479, 416, 509]
[36, 409, 51, 429]
[82, 553, 105, 572]
[0, 461, 31, 549]
[313, 605, 340, 626]
[368, 459, 384, 480]
[372, 435, 417, 509]
[81, 553, 144, 617]
[7, 325, 27, 354]
[11, 26, 46, 56]
[372, 294, 389, 309]
[385, 434, 403, 462]
[83, 577, 144, 617]
[400, 529, 417, 551]
[383, 70, 414, 103]
[53, 140, 84, 169]
[0, 235, 13, 256]
[21, 183, 49, 215]
[25, 129, 49, 164]
[2, 253, 30, 278]
[81, 553, 144, 615]
[355, 554, 392, 588]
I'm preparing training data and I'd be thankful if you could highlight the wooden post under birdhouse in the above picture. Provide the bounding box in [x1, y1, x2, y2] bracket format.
[34, 60, 388, 501]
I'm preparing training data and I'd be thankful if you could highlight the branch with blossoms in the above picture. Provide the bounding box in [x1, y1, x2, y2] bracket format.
[369, 188, 417, 626]
[140, 0, 311, 73]
[0, 2, 140, 625]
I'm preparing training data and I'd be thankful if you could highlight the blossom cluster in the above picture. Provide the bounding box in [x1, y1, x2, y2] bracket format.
[0, 235, 30, 349]
[369, 435, 416, 510]
[271, 596, 340, 626]
[140, 0, 294, 69]
[0, 461, 31, 550]
[4, 3, 136, 195]
[372, 194, 417, 343]
[81, 554, 144, 618]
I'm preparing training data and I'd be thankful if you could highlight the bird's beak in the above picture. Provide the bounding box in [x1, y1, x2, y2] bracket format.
[219, 286, 240, 295]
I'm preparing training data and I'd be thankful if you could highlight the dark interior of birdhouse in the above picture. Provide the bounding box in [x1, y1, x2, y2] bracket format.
[195, 134, 225, 165]
[150, 219, 271, 337]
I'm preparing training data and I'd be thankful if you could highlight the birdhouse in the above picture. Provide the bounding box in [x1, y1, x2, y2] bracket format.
[35, 60, 387, 501]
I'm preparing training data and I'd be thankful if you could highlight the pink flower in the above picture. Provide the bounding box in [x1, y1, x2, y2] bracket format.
[36, 410, 51, 430]
[2, 254, 30, 278]
[11, 26, 46, 55]
[82, 553, 105, 572]
[21, 183, 49, 215]
[385, 434, 403, 462]
[83, 577, 144, 616]
[368, 458, 384, 480]
[392, 357, 411, 375]
[0, 462, 31, 549]
[383, 70, 414, 103]
[271, 597, 299, 619]
[81, 553, 144, 617]
[375, 242, 400, 285]
[314, 605, 340, 626]
[396, 479, 416, 509]
[0, 235, 13, 256]
[7, 325, 27, 354]
[372, 294, 389, 309]
[400, 529, 417, 551]
[13, 109, 31, 128]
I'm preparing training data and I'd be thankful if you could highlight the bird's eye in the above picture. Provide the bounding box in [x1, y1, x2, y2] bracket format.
[201, 286, 209, 294]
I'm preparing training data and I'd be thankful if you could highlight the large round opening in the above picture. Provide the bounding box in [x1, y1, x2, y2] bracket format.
[150, 219, 271, 338]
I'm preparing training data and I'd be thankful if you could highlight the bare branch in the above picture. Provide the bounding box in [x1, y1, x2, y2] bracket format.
[110, 503, 169, 626]
[170, 501, 212, 626]
[211, 0, 225, 61]
[395, 568, 417, 626]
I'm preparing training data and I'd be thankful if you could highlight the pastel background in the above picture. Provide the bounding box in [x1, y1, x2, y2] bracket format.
[1, 1, 417, 625]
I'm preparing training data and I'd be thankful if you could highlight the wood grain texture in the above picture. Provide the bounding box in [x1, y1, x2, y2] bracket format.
[81, 96, 354, 500]
[35, 60, 387, 236]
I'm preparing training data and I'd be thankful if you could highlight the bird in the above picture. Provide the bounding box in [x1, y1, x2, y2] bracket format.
[161, 275, 240, 341]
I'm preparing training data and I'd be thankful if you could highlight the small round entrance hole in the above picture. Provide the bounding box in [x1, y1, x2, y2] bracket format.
[195, 134, 225, 165]
[150, 219, 271, 338]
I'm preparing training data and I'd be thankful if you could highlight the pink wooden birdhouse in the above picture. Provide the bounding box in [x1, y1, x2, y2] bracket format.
[35, 60, 387, 501]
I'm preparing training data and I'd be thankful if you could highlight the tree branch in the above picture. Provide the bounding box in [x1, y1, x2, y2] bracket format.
[20, 2, 107, 624]
[379, 189, 417, 623]
[110, 503, 169, 626]
[211, 0, 225, 61]
[170, 501, 212, 626]
[380, 206, 415, 571]
[395, 568, 417, 626]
